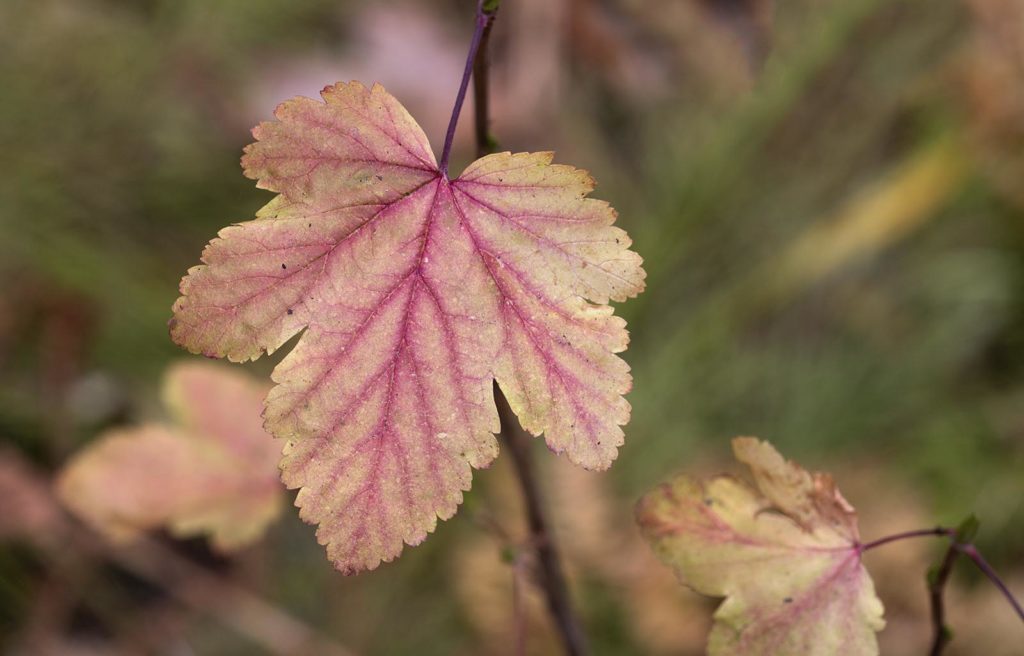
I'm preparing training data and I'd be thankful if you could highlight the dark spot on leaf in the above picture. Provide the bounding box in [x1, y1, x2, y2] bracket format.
[783, 597, 793, 604]
[308, 223, 312, 227]
[281, 263, 287, 270]
[704, 498, 714, 507]
[287, 309, 294, 315]
[376, 175, 383, 181]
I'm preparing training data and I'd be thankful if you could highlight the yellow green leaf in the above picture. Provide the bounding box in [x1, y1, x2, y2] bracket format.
[636, 437, 885, 656]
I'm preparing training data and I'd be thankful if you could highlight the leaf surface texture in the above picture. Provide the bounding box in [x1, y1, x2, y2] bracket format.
[170, 82, 645, 572]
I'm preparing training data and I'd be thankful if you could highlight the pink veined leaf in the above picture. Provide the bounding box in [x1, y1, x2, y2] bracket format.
[56, 362, 282, 551]
[170, 81, 645, 573]
[635, 437, 885, 656]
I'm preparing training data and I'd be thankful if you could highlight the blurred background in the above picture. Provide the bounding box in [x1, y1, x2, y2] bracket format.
[1, 0, 1023, 654]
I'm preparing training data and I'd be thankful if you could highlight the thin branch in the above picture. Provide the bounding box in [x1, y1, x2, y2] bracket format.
[497, 386, 590, 656]
[862, 520, 1022, 655]
[467, 3, 590, 652]
[472, 3, 498, 159]
[857, 526, 962, 656]
[928, 538, 960, 656]
[957, 544, 1024, 623]
[116, 536, 357, 656]
[50, 523, 356, 656]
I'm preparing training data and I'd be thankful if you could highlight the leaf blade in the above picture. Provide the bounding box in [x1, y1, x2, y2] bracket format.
[636, 438, 885, 656]
[171, 82, 644, 572]
[57, 363, 281, 551]
[452, 152, 644, 469]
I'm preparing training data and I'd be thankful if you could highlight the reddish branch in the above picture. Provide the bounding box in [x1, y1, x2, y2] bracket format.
[957, 543, 1024, 624]
[859, 522, 1023, 655]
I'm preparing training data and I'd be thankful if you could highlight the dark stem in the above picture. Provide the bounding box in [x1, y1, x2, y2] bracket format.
[957, 544, 1024, 623]
[472, 6, 497, 159]
[464, 1, 589, 653]
[496, 387, 590, 656]
[861, 523, 1023, 655]
[928, 538, 960, 656]
[439, 0, 492, 176]
[468, 2, 589, 652]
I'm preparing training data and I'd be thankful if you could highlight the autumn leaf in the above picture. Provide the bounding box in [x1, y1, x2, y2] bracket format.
[0, 448, 61, 541]
[57, 362, 281, 551]
[636, 437, 885, 656]
[169, 81, 645, 573]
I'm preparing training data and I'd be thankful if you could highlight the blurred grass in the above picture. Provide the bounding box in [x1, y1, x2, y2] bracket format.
[1, 0, 1023, 653]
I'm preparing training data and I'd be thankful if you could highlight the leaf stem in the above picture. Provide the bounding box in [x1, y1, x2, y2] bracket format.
[496, 386, 590, 656]
[858, 527, 954, 552]
[439, 0, 495, 176]
[859, 521, 1023, 655]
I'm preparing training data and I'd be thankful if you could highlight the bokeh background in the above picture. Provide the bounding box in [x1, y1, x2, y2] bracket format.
[2, 0, 1023, 654]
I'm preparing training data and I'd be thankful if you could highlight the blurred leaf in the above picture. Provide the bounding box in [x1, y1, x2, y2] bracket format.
[0, 449, 61, 541]
[960, 0, 1024, 209]
[56, 361, 281, 550]
[764, 138, 968, 304]
[636, 437, 884, 655]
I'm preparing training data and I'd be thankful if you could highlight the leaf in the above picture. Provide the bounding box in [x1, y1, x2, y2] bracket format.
[169, 81, 645, 573]
[0, 448, 61, 541]
[57, 362, 281, 551]
[764, 139, 966, 304]
[635, 437, 885, 656]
